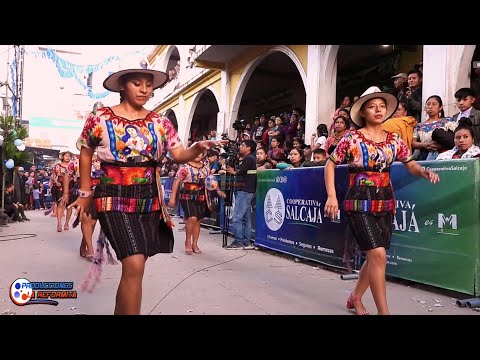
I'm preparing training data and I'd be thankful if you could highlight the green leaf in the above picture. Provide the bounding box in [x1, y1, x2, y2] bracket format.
[133, 177, 148, 184]
[100, 177, 114, 184]
[0, 115, 33, 166]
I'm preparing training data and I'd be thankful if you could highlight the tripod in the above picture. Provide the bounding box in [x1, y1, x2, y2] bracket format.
[221, 174, 235, 247]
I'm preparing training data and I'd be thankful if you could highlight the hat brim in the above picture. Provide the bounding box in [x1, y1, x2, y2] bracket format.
[59, 151, 74, 160]
[349, 92, 398, 127]
[103, 69, 169, 93]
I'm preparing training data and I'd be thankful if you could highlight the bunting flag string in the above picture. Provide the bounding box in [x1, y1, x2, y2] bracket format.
[9, 47, 18, 117]
[26, 46, 149, 99]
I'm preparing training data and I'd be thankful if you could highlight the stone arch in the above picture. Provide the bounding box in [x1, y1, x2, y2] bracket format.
[229, 46, 307, 130]
[324, 45, 340, 85]
[164, 108, 178, 131]
[456, 45, 476, 91]
[185, 86, 220, 143]
[162, 45, 180, 72]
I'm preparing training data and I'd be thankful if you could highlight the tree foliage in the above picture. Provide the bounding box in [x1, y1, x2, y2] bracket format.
[0, 115, 32, 166]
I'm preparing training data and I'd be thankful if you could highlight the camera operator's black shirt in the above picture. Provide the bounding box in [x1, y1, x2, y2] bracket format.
[235, 152, 256, 193]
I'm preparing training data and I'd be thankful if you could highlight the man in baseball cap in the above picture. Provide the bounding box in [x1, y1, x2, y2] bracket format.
[392, 72, 407, 80]
[391, 73, 408, 101]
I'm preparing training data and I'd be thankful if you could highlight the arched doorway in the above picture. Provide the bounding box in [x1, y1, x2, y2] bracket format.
[188, 89, 219, 141]
[336, 45, 423, 107]
[162, 46, 180, 86]
[165, 109, 178, 131]
[470, 45, 480, 109]
[230, 48, 306, 140]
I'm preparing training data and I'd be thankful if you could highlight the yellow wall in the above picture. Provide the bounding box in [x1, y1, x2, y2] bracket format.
[182, 71, 221, 102]
[156, 71, 221, 117]
[148, 45, 170, 66]
[228, 45, 307, 111]
[167, 103, 180, 117]
[184, 72, 222, 121]
[399, 46, 423, 74]
[156, 97, 179, 115]
[154, 45, 308, 125]
[288, 45, 308, 74]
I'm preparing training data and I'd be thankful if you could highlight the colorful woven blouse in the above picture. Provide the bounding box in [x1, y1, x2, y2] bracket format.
[52, 162, 75, 186]
[76, 107, 181, 163]
[175, 162, 210, 184]
[329, 130, 413, 214]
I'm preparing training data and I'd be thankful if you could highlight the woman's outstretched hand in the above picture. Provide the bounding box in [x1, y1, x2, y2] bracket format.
[67, 197, 93, 224]
[197, 139, 229, 152]
[324, 196, 339, 220]
[422, 169, 440, 184]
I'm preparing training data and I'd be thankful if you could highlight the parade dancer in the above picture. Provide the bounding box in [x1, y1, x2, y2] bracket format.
[324, 86, 440, 315]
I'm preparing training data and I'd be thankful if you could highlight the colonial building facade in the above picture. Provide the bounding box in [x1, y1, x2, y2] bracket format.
[147, 45, 476, 144]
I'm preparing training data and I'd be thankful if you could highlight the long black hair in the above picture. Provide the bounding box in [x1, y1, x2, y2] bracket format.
[455, 118, 475, 139]
[426, 95, 445, 118]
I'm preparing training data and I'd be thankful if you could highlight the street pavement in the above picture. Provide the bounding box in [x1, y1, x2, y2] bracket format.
[0, 209, 478, 316]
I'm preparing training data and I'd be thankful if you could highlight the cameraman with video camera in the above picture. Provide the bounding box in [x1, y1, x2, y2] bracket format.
[225, 139, 257, 249]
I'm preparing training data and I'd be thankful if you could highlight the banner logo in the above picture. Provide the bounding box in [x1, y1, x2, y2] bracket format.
[264, 188, 285, 231]
[437, 213, 458, 235]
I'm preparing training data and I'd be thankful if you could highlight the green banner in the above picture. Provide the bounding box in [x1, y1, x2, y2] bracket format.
[387, 159, 480, 296]
[254, 159, 480, 296]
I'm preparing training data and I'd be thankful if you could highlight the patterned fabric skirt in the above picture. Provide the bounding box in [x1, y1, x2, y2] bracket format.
[179, 182, 207, 220]
[180, 199, 207, 220]
[94, 161, 173, 261]
[345, 170, 394, 251]
[54, 181, 78, 206]
[347, 212, 394, 251]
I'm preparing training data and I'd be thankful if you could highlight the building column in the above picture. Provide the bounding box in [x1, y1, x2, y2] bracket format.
[216, 111, 225, 137]
[422, 45, 476, 119]
[217, 67, 230, 137]
[178, 94, 187, 144]
[445, 45, 476, 117]
[422, 45, 448, 120]
[305, 45, 338, 139]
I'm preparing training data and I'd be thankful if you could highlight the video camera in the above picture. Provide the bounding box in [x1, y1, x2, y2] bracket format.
[220, 133, 240, 168]
[232, 118, 246, 132]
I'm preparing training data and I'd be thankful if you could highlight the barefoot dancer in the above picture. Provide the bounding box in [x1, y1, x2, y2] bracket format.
[324, 86, 440, 315]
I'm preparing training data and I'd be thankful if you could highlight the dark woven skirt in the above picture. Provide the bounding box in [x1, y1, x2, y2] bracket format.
[180, 199, 207, 220]
[347, 212, 394, 251]
[93, 162, 173, 261]
[54, 181, 78, 206]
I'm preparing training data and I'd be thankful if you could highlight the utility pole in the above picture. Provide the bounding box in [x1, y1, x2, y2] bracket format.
[4, 46, 8, 115]
[0, 47, 9, 211]
[16, 45, 25, 125]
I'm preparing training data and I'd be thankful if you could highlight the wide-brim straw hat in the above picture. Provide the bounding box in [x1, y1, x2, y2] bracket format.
[59, 151, 74, 160]
[103, 58, 168, 93]
[349, 86, 398, 127]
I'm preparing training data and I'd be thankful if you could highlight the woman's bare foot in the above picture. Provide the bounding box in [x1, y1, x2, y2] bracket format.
[185, 241, 193, 255]
[192, 245, 202, 254]
[346, 294, 370, 315]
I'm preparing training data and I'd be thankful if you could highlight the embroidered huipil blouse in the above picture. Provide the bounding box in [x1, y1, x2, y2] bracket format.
[329, 130, 413, 214]
[76, 107, 181, 163]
